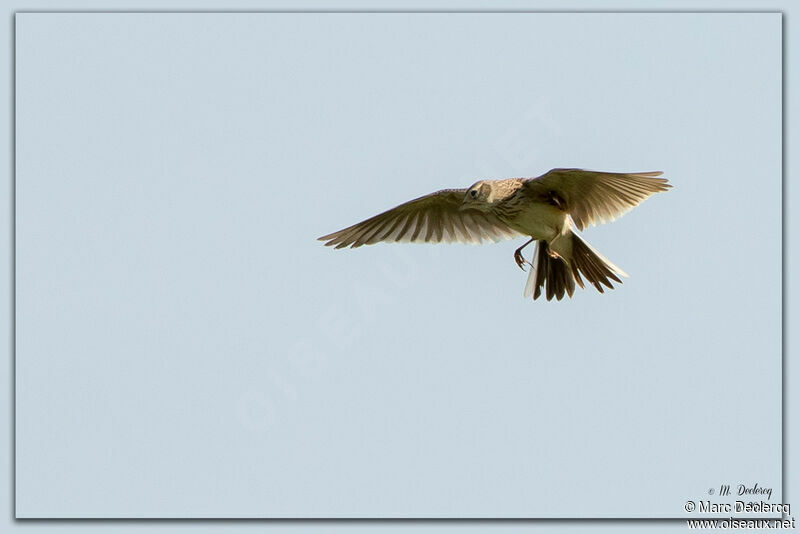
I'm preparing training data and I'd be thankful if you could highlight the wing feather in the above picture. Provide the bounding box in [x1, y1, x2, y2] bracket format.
[318, 188, 520, 248]
[526, 169, 671, 231]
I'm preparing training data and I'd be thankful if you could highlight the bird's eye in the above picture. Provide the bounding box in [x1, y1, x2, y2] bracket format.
[470, 190, 478, 198]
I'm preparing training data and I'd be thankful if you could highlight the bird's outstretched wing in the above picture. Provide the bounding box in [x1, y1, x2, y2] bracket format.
[525, 169, 671, 231]
[318, 189, 520, 248]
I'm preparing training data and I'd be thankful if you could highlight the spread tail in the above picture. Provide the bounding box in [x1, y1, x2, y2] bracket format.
[523, 232, 628, 301]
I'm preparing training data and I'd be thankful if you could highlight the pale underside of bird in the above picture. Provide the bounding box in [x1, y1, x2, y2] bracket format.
[318, 168, 672, 301]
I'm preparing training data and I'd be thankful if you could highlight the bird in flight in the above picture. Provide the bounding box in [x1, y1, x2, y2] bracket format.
[318, 168, 671, 301]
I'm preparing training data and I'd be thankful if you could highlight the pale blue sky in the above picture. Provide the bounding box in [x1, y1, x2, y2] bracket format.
[13, 9, 782, 521]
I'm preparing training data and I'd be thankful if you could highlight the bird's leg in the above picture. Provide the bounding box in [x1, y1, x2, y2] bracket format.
[514, 238, 536, 271]
[548, 233, 563, 258]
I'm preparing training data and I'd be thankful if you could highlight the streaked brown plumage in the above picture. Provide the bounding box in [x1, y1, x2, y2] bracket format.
[319, 168, 671, 300]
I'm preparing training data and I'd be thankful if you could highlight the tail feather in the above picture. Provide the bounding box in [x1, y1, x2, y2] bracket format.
[523, 232, 627, 301]
[570, 232, 627, 292]
[523, 241, 575, 301]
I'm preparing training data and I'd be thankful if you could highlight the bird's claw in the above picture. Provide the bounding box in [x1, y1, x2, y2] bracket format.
[514, 250, 531, 271]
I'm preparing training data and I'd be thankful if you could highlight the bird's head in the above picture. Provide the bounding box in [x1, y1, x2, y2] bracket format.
[460, 181, 493, 211]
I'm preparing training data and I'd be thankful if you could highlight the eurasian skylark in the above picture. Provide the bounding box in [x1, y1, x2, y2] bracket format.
[319, 168, 671, 300]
